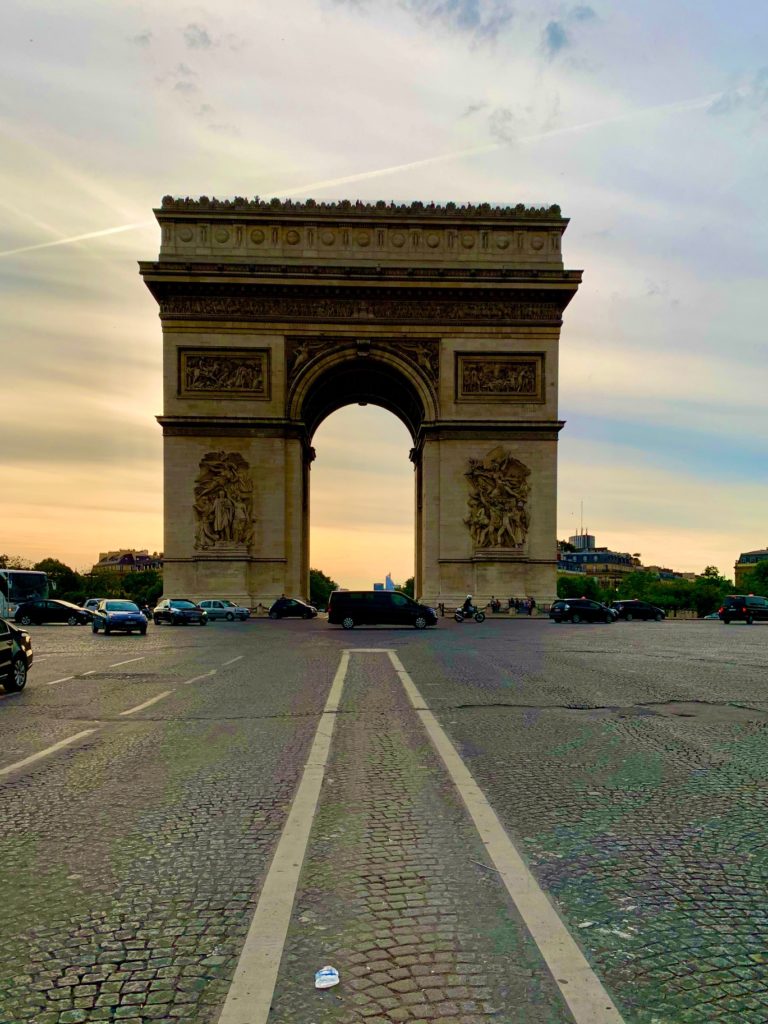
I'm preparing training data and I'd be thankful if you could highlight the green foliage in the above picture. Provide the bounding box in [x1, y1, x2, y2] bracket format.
[121, 570, 164, 608]
[32, 558, 81, 600]
[558, 539, 576, 552]
[616, 571, 657, 600]
[0, 554, 33, 569]
[740, 559, 768, 594]
[556, 575, 609, 601]
[309, 567, 339, 609]
[399, 577, 415, 599]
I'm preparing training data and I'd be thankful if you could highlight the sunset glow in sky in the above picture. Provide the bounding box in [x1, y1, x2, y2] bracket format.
[2, 0, 767, 588]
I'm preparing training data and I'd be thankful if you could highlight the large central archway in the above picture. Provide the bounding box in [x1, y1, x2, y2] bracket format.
[141, 196, 581, 606]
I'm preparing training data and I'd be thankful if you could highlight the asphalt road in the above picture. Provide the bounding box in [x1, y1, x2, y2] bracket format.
[1, 616, 767, 1024]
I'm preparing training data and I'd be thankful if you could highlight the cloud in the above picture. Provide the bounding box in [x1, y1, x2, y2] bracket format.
[335, 0, 515, 42]
[173, 81, 198, 95]
[571, 5, 596, 22]
[488, 106, 517, 142]
[460, 100, 488, 118]
[183, 23, 213, 49]
[543, 20, 569, 58]
[130, 30, 152, 47]
[708, 67, 768, 117]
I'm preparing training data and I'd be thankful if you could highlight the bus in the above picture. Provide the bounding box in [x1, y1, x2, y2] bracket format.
[0, 569, 50, 618]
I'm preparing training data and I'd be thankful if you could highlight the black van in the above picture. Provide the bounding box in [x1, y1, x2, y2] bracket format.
[719, 594, 768, 624]
[327, 590, 438, 630]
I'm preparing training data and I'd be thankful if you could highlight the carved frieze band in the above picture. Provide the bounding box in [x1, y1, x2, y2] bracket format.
[179, 348, 270, 400]
[456, 353, 544, 403]
[163, 295, 561, 325]
[465, 447, 531, 551]
[286, 337, 439, 388]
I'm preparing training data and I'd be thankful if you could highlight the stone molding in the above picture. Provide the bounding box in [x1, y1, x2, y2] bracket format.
[285, 336, 439, 388]
[159, 196, 565, 220]
[456, 353, 544, 403]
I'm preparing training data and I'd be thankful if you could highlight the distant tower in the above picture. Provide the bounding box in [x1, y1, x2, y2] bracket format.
[569, 529, 596, 552]
[385, 572, 395, 591]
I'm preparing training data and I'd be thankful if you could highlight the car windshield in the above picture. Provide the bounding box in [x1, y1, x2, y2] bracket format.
[170, 600, 196, 609]
[106, 601, 139, 612]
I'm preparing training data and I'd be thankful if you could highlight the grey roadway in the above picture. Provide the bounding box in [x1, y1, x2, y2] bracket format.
[1, 617, 767, 1024]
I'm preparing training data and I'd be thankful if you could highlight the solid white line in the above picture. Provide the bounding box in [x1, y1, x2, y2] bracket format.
[221, 656, 244, 666]
[217, 651, 350, 1024]
[387, 650, 626, 1024]
[0, 729, 98, 779]
[81, 670, 97, 676]
[119, 690, 175, 717]
[46, 675, 74, 686]
[109, 656, 146, 668]
[182, 670, 217, 685]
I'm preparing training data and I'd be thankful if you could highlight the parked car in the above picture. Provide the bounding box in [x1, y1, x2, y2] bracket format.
[199, 599, 251, 621]
[0, 616, 33, 692]
[550, 599, 618, 624]
[14, 599, 91, 627]
[153, 598, 208, 626]
[327, 590, 437, 630]
[611, 600, 666, 622]
[268, 597, 317, 620]
[92, 600, 148, 635]
[719, 594, 768, 625]
[82, 598, 101, 614]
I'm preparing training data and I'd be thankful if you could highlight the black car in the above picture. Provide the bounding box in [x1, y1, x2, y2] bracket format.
[14, 599, 90, 627]
[611, 600, 666, 622]
[327, 590, 437, 630]
[92, 600, 148, 635]
[0, 616, 33, 692]
[268, 597, 317, 620]
[153, 598, 208, 626]
[719, 594, 768, 625]
[550, 599, 618, 624]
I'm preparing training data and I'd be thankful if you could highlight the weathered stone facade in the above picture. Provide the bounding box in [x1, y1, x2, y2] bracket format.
[141, 197, 581, 606]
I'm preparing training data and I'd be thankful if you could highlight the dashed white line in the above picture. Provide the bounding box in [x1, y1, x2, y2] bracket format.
[182, 669, 217, 685]
[46, 676, 74, 686]
[109, 656, 146, 668]
[0, 730, 98, 779]
[81, 670, 97, 676]
[216, 650, 350, 1024]
[388, 650, 625, 1024]
[119, 690, 175, 717]
[221, 655, 244, 666]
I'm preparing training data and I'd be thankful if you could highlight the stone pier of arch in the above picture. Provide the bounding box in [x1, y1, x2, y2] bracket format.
[140, 197, 581, 608]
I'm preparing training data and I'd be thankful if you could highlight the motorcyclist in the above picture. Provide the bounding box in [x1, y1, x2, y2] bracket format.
[461, 594, 475, 616]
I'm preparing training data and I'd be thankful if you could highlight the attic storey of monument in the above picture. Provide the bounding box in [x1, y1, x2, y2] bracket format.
[140, 196, 581, 607]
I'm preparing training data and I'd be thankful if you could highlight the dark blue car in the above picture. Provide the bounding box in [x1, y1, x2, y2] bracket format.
[92, 600, 148, 635]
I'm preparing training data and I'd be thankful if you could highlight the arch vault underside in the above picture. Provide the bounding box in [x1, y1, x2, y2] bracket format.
[141, 196, 581, 606]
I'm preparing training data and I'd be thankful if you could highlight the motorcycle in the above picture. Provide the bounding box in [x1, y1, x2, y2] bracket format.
[454, 605, 486, 623]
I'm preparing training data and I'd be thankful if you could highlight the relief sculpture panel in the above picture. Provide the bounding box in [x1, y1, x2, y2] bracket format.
[457, 353, 543, 402]
[193, 451, 254, 550]
[180, 349, 270, 399]
[465, 447, 531, 549]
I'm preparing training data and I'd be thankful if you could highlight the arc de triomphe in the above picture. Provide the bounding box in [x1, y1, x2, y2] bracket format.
[140, 197, 581, 607]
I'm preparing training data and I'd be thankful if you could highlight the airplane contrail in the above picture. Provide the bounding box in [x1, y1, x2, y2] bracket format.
[0, 87, 731, 259]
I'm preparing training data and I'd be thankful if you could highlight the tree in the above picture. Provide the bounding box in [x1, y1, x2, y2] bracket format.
[0, 554, 33, 569]
[558, 539, 576, 552]
[33, 558, 83, 601]
[740, 560, 768, 594]
[309, 568, 339, 609]
[399, 577, 415, 599]
[557, 574, 606, 601]
[122, 570, 164, 608]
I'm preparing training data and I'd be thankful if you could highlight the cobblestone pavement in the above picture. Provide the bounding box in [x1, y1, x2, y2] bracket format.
[271, 652, 571, 1024]
[1, 618, 768, 1024]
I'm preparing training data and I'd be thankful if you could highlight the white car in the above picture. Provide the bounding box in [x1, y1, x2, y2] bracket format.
[198, 599, 250, 622]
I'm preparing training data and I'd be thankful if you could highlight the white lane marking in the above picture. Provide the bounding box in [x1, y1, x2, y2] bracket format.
[217, 650, 350, 1024]
[221, 655, 244, 666]
[81, 670, 97, 676]
[46, 676, 74, 686]
[182, 669, 217, 685]
[387, 650, 625, 1024]
[119, 690, 175, 717]
[109, 656, 146, 668]
[0, 729, 98, 779]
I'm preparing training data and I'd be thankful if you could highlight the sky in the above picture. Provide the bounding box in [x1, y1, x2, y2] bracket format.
[1, 0, 767, 588]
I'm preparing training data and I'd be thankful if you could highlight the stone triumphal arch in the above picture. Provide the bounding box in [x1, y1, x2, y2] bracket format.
[140, 197, 581, 607]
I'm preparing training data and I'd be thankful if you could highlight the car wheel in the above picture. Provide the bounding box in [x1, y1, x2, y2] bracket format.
[341, 616, 355, 630]
[625, 613, 633, 622]
[722, 618, 730, 625]
[92, 622, 100, 633]
[66, 615, 78, 626]
[303, 611, 313, 619]
[104, 625, 111, 635]
[571, 613, 582, 624]
[19, 614, 32, 626]
[200, 619, 207, 626]
[140, 627, 147, 636]
[154, 615, 162, 625]
[225, 612, 234, 621]
[414, 616, 427, 630]
[746, 615, 754, 625]
[269, 611, 279, 620]
[6, 656, 27, 692]
[655, 613, 664, 622]
[604, 614, 613, 623]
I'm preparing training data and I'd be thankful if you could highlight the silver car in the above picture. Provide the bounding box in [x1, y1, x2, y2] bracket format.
[198, 599, 250, 622]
